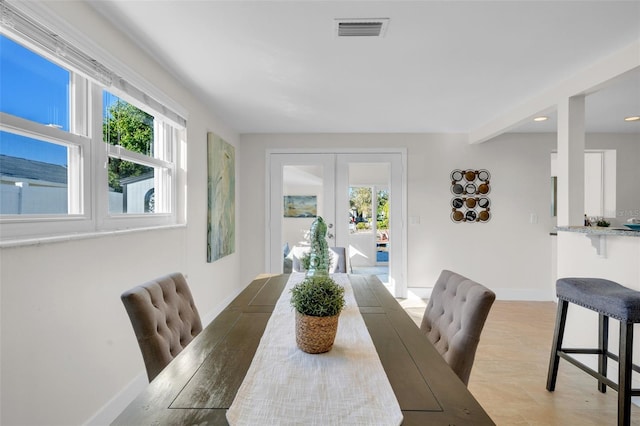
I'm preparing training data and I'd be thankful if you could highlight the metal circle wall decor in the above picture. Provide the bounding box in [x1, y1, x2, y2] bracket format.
[450, 169, 491, 223]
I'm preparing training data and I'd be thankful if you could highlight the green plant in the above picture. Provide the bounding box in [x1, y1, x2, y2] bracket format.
[596, 218, 610, 227]
[299, 251, 311, 270]
[307, 216, 330, 276]
[290, 275, 345, 317]
[103, 100, 154, 193]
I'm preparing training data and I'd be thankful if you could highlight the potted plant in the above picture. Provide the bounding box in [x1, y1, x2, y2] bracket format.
[306, 216, 330, 277]
[290, 275, 345, 354]
[299, 251, 311, 271]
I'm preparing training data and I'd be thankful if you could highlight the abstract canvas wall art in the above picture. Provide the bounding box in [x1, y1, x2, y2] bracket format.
[207, 132, 235, 262]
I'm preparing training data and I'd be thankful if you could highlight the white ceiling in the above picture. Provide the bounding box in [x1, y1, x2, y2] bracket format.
[91, 1, 640, 136]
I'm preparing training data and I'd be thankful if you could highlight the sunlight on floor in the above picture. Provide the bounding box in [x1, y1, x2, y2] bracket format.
[397, 289, 427, 309]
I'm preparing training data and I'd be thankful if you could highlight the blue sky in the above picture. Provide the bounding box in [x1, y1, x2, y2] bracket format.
[1, 35, 71, 166]
[1, 35, 132, 168]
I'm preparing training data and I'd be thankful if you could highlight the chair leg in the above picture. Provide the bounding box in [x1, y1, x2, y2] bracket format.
[598, 314, 609, 393]
[547, 300, 569, 392]
[618, 322, 633, 426]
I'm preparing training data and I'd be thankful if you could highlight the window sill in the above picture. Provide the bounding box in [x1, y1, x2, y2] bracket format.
[0, 223, 186, 248]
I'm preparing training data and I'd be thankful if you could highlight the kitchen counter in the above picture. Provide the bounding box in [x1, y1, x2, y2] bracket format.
[556, 225, 640, 237]
[555, 224, 640, 377]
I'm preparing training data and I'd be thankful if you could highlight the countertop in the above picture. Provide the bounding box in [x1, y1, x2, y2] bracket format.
[555, 226, 640, 237]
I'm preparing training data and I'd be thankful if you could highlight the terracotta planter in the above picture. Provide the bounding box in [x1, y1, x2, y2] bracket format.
[295, 311, 340, 354]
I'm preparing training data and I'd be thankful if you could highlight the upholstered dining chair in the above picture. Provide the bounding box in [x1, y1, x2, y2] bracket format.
[121, 272, 203, 382]
[420, 270, 496, 386]
[328, 246, 348, 273]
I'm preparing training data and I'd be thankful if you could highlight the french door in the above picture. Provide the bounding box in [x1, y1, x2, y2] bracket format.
[268, 153, 336, 273]
[267, 150, 406, 297]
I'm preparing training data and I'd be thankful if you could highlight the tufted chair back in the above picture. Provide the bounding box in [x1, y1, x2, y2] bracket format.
[121, 273, 203, 382]
[420, 270, 495, 386]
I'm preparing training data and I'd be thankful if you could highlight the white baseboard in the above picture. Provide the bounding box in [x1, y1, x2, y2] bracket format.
[407, 287, 431, 299]
[407, 287, 554, 302]
[493, 288, 554, 301]
[83, 372, 147, 426]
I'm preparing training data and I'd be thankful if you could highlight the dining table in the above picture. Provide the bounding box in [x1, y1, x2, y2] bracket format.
[112, 273, 495, 425]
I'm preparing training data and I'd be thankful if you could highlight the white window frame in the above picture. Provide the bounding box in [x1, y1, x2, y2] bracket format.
[0, 6, 185, 244]
[0, 111, 94, 238]
[96, 86, 178, 230]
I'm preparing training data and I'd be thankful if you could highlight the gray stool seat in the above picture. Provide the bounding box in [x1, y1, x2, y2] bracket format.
[557, 278, 640, 322]
[547, 277, 640, 426]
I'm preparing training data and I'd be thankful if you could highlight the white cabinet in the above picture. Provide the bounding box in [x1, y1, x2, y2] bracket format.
[584, 152, 604, 217]
[551, 150, 616, 218]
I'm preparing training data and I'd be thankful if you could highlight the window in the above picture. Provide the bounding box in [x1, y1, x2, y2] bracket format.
[0, 4, 186, 242]
[349, 187, 373, 233]
[0, 35, 85, 222]
[0, 132, 70, 215]
[103, 92, 174, 216]
[0, 35, 70, 130]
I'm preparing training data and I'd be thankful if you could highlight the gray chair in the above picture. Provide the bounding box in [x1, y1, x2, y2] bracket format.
[329, 246, 348, 273]
[547, 277, 640, 426]
[420, 270, 496, 386]
[291, 246, 348, 273]
[121, 272, 203, 382]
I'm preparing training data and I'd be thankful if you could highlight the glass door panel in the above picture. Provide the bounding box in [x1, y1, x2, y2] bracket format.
[336, 154, 403, 296]
[268, 154, 335, 273]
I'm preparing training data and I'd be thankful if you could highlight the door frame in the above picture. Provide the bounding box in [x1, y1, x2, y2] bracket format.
[265, 148, 408, 298]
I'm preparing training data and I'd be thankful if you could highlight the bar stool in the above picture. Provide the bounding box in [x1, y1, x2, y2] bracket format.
[546, 277, 640, 426]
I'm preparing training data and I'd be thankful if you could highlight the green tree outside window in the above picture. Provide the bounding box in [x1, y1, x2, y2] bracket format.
[103, 99, 154, 193]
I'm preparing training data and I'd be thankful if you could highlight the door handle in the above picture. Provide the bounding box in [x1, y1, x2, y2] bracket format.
[327, 233, 334, 239]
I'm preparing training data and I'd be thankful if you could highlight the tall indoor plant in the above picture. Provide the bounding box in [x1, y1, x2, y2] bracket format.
[305, 216, 330, 277]
[290, 216, 345, 353]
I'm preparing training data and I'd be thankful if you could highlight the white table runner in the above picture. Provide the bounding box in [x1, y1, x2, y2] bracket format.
[226, 273, 403, 426]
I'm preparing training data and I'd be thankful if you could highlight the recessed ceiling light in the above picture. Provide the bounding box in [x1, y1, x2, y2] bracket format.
[624, 116, 640, 122]
[533, 116, 548, 122]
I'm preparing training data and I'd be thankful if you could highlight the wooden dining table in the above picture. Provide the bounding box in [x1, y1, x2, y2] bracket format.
[112, 274, 495, 425]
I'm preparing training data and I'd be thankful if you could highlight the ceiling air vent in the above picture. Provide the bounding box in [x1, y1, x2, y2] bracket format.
[335, 18, 389, 37]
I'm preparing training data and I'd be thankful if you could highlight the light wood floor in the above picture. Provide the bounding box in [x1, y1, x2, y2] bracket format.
[402, 299, 640, 426]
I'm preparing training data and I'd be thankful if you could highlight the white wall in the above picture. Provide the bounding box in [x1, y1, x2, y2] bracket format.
[239, 133, 557, 299]
[0, 3, 242, 425]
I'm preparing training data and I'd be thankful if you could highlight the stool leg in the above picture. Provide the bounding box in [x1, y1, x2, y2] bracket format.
[598, 314, 609, 393]
[547, 300, 569, 392]
[618, 322, 633, 426]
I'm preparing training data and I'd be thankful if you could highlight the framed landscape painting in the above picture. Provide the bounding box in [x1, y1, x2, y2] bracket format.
[284, 195, 317, 218]
[207, 132, 235, 262]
